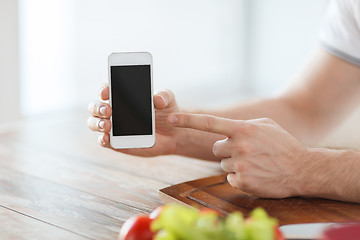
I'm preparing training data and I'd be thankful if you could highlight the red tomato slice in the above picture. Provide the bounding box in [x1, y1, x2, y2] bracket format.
[118, 215, 154, 240]
[275, 226, 285, 240]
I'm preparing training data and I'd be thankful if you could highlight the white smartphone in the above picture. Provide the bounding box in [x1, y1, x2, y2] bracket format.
[108, 52, 155, 149]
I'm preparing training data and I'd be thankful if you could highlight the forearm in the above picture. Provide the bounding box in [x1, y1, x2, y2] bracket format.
[206, 49, 360, 145]
[295, 148, 360, 203]
[173, 50, 360, 161]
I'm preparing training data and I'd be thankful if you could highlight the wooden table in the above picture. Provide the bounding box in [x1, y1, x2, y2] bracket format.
[0, 110, 223, 239]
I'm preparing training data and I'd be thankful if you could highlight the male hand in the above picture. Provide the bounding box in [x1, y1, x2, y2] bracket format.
[88, 84, 181, 157]
[168, 113, 309, 198]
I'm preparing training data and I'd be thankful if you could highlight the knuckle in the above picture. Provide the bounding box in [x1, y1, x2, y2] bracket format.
[227, 173, 249, 191]
[227, 172, 252, 192]
[88, 117, 98, 131]
[237, 177, 251, 191]
[204, 115, 216, 131]
[181, 114, 191, 127]
[87, 117, 93, 128]
[91, 102, 100, 115]
[235, 122, 258, 135]
[235, 161, 247, 173]
[88, 101, 95, 114]
[236, 141, 254, 154]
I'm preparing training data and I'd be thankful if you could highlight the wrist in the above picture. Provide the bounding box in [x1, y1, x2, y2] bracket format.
[293, 148, 354, 200]
[291, 148, 326, 197]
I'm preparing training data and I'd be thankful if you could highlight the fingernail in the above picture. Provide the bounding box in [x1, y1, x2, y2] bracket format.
[100, 107, 106, 115]
[98, 120, 105, 129]
[168, 115, 178, 124]
[161, 96, 167, 106]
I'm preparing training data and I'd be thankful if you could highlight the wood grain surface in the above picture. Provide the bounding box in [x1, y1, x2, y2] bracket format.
[0, 110, 223, 240]
[159, 175, 360, 226]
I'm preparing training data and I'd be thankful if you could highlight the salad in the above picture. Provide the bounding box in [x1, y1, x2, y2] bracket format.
[119, 204, 284, 240]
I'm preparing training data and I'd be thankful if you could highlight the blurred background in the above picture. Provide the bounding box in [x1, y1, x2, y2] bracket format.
[2, 0, 360, 147]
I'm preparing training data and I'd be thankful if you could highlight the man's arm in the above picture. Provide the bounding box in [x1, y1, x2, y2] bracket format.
[174, 48, 360, 160]
[168, 112, 360, 203]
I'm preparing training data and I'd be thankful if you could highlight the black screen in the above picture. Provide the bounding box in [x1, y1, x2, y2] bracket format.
[110, 65, 152, 136]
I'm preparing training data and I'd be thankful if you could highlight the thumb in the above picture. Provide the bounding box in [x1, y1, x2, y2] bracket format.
[154, 89, 176, 109]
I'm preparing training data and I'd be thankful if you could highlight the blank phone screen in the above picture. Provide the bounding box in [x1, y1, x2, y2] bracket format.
[110, 65, 152, 136]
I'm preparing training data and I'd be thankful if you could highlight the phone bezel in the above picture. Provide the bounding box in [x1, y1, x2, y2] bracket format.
[108, 52, 155, 149]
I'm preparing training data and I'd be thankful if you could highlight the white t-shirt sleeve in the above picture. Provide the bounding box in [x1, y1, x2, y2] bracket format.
[319, 0, 360, 66]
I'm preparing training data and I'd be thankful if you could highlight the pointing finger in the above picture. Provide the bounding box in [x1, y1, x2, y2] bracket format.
[168, 113, 237, 136]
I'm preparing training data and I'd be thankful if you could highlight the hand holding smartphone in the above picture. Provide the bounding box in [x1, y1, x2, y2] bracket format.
[108, 52, 155, 149]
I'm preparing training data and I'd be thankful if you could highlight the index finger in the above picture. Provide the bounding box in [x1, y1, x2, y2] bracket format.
[168, 113, 237, 136]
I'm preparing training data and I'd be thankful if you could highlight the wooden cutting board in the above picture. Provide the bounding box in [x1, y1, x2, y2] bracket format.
[159, 174, 360, 226]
